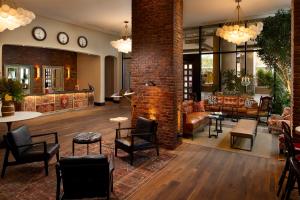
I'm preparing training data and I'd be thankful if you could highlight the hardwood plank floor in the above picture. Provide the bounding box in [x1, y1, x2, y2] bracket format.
[0, 104, 288, 199]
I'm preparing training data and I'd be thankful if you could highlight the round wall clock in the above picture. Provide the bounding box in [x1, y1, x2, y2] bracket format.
[78, 36, 88, 48]
[57, 32, 69, 45]
[32, 26, 47, 41]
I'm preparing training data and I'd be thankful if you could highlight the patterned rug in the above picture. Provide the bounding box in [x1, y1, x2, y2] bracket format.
[0, 143, 176, 200]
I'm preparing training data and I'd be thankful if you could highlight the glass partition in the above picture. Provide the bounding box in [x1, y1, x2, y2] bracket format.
[42, 66, 64, 92]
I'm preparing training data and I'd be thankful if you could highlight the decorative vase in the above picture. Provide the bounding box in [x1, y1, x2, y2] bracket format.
[1, 101, 15, 117]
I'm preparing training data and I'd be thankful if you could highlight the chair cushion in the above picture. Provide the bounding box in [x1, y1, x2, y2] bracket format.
[116, 137, 152, 149]
[193, 101, 205, 112]
[9, 125, 32, 155]
[21, 143, 59, 161]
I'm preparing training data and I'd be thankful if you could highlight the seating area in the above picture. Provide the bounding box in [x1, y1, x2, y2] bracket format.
[0, 0, 300, 199]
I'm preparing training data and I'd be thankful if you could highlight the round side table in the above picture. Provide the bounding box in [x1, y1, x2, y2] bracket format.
[110, 117, 128, 129]
[72, 132, 102, 155]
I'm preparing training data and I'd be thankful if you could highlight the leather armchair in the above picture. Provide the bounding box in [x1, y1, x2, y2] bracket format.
[115, 117, 159, 165]
[1, 125, 60, 178]
[56, 155, 114, 200]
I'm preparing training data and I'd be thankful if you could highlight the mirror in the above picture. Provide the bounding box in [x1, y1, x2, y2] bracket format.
[42, 66, 64, 92]
[4, 64, 32, 94]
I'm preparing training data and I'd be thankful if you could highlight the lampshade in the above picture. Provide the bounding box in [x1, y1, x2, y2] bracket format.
[0, 0, 35, 32]
[111, 21, 132, 53]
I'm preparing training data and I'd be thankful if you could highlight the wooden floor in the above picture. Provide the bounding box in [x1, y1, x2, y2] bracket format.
[0, 104, 289, 199]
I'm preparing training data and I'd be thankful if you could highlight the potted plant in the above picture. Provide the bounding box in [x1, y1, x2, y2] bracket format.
[0, 78, 24, 117]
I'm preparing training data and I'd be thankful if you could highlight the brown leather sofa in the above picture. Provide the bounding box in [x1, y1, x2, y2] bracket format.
[204, 95, 258, 118]
[182, 100, 209, 139]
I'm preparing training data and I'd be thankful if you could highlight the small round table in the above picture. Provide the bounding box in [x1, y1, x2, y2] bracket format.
[110, 117, 128, 129]
[72, 132, 102, 155]
[208, 112, 225, 138]
[0, 111, 42, 132]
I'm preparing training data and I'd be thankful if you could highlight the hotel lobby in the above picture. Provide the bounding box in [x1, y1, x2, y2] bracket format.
[0, 0, 299, 199]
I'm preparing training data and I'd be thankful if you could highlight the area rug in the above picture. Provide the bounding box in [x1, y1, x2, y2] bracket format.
[0, 143, 176, 200]
[183, 120, 279, 159]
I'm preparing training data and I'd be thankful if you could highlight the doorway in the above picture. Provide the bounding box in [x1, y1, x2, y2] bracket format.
[105, 56, 117, 101]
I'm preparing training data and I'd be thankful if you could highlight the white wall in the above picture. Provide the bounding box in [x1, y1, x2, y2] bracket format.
[0, 15, 120, 103]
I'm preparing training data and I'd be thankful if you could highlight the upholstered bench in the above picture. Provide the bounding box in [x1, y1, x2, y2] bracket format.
[230, 119, 258, 151]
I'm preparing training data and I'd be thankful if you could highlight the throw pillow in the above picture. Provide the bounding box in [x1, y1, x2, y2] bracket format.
[208, 96, 217, 105]
[244, 98, 253, 108]
[193, 101, 205, 112]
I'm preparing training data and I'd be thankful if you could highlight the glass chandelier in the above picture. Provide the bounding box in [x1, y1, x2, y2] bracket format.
[0, 0, 35, 32]
[216, 0, 263, 45]
[111, 21, 132, 53]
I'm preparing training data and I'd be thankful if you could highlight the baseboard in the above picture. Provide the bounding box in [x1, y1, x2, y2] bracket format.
[94, 102, 105, 106]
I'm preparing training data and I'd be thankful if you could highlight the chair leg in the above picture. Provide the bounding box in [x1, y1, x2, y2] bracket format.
[115, 146, 117, 157]
[277, 158, 289, 196]
[156, 146, 159, 156]
[130, 152, 134, 165]
[44, 160, 49, 176]
[56, 152, 59, 162]
[1, 148, 9, 178]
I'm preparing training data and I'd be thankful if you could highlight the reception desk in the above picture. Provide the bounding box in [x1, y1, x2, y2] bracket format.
[21, 90, 94, 113]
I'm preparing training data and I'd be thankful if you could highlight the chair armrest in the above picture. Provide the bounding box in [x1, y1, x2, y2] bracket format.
[32, 132, 58, 143]
[115, 128, 136, 139]
[17, 141, 47, 154]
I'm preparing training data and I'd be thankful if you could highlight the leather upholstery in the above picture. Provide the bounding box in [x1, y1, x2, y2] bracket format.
[57, 155, 113, 200]
[115, 117, 159, 165]
[8, 126, 32, 156]
[21, 143, 59, 162]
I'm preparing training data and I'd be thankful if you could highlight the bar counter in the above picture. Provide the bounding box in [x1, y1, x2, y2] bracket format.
[21, 90, 94, 113]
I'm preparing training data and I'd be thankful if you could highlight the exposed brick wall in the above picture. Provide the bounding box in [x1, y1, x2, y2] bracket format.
[292, 0, 300, 131]
[131, 0, 183, 149]
[2, 45, 77, 93]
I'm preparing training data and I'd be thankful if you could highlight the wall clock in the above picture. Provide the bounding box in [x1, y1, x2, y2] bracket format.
[57, 32, 69, 45]
[78, 36, 88, 48]
[32, 26, 47, 41]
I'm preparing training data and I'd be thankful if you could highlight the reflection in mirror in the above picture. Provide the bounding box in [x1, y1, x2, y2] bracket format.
[42, 66, 64, 92]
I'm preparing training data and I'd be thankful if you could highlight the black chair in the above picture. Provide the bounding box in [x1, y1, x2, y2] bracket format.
[282, 157, 300, 200]
[1, 125, 59, 178]
[56, 155, 114, 200]
[115, 117, 159, 165]
[277, 121, 300, 197]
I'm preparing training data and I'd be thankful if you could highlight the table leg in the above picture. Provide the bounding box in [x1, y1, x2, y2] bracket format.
[72, 142, 75, 156]
[87, 144, 89, 155]
[118, 122, 121, 129]
[6, 122, 12, 132]
[209, 119, 211, 138]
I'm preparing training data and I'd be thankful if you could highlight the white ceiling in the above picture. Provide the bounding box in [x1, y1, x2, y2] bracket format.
[14, 0, 291, 35]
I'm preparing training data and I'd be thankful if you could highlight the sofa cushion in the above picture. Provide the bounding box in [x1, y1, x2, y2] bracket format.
[223, 96, 238, 106]
[182, 100, 194, 114]
[193, 101, 205, 112]
[185, 112, 209, 131]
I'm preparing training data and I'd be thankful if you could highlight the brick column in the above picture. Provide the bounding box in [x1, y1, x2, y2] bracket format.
[292, 0, 300, 131]
[131, 0, 183, 149]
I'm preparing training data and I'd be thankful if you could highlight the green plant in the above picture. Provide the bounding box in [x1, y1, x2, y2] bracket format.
[256, 69, 273, 86]
[0, 78, 24, 102]
[256, 9, 291, 113]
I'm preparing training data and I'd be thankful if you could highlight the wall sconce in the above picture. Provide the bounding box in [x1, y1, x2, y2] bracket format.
[35, 65, 40, 79]
[145, 81, 156, 86]
[66, 66, 71, 80]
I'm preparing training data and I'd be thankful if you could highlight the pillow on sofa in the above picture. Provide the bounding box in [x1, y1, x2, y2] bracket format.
[193, 101, 205, 112]
[207, 96, 217, 105]
[244, 98, 254, 108]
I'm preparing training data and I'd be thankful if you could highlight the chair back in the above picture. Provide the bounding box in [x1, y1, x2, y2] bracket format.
[282, 121, 296, 157]
[258, 96, 272, 114]
[57, 155, 110, 199]
[135, 117, 158, 142]
[4, 125, 32, 159]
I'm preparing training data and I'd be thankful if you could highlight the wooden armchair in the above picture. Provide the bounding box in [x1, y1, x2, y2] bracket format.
[115, 117, 159, 165]
[1, 125, 59, 178]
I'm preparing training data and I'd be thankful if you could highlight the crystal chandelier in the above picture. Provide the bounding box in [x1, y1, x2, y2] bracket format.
[0, 0, 35, 32]
[111, 21, 132, 53]
[216, 0, 263, 45]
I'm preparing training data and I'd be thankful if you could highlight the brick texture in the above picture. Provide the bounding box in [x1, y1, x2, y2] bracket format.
[2, 45, 77, 93]
[292, 0, 300, 131]
[131, 0, 183, 149]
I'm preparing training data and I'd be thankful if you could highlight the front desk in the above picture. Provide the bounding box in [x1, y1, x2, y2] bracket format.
[21, 90, 94, 113]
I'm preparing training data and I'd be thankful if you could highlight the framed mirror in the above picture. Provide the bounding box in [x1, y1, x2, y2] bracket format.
[42, 66, 64, 92]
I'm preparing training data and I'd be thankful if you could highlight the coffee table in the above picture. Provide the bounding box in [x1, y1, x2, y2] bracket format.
[110, 117, 128, 129]
[72, 132, 102, 155]
[208, 112, 225, 138]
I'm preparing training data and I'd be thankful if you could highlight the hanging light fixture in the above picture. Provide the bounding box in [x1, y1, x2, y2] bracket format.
[216, 0, 263, 45]
[0, 0, 35, 32]
[111, 21, 132, 53]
